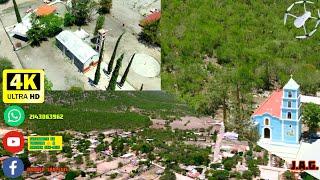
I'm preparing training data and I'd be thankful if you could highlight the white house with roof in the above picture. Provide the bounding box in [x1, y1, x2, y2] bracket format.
[56, 30, 99, 73]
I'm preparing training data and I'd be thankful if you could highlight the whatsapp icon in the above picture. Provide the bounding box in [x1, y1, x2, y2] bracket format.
[4, 106, 25, 127]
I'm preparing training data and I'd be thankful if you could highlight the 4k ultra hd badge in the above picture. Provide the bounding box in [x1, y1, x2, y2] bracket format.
[2, 69, 44, 103]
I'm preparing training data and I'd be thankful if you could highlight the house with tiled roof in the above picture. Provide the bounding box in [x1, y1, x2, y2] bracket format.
[252, 76, 302, 144]
[35, 4, 57, 16]
[139, 11, 161, 26]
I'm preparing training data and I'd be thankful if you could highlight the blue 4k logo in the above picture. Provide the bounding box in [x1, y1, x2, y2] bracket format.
[3, 157, 24, 178]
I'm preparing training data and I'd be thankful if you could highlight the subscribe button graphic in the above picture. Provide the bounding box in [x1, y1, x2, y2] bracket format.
[2, 69, 44, 103]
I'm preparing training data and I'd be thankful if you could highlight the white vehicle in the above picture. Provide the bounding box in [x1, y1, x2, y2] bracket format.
[284, 1, 320, 38]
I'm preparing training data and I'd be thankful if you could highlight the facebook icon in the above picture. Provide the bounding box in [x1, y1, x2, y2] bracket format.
[3, 157, 24, 178]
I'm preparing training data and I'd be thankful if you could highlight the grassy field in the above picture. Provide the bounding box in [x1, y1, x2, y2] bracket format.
[0, 91, 198, 134]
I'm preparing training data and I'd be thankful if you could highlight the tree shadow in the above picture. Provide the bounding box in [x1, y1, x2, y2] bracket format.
[137, 32, 160, 48]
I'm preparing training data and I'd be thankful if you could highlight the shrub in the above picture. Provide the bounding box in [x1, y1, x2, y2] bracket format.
[64, 13, 75, 27]
[0, 0, 9, 4]
[94, 15, 105, 36]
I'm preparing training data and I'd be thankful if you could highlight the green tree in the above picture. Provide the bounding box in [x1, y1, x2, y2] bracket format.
[67, 0, 97, 26]
[140, 18, 160, 46]
[27, 22, 45, 47]
[107, 32, 124, 74]
[75, 155, 83, 164]
[27, 14, 63, 46]
[64, 13, 75, 27]
[242, 170, 253, 180]
[19, 156, 31, 170]
[13, 0, 21, 23]
[160, 170, 176, 180]
[94, 15, 106, 36]
[98, 0, 112, 14]
[107, 53, 124, 90]
[65, 170, 77, 180]
[59, 162, 68, 168]
[223, 159, 235, 171]
[0, 57, 14, 83]
[282, 171, 295, 180]
[45, 76, 53, 90]
[302, 103, 320, 133]
[119, 53, 135, 87]
[210, 170, 230, 180]
[94, 40, 105, 85]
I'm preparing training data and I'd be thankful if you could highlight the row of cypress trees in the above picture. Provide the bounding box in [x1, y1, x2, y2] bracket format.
[93, 32, 136, 90]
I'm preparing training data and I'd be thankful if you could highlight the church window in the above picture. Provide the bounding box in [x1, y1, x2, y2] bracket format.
[288, 91, 292, 98]
[264, 118, 269, 125]
[287, 112, 292, 119]
[288, 101, 292, 108]
[289, 125, 292, 128]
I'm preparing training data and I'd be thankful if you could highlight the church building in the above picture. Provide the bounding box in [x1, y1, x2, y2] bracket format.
[252, 77, 302, 144]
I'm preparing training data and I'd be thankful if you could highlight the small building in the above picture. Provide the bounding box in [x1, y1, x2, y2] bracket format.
[56, 30, 99, 73]
[35, 4, 57, 16]
[223, 132, 238, 140]
[140, 11, 161, 26]
[86, 168, 97, 173]
[121, 153, 133, 158]
[156, 169, 164, 175]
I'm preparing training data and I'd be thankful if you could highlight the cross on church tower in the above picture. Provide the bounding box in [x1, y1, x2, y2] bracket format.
[290, 74, 293, 78]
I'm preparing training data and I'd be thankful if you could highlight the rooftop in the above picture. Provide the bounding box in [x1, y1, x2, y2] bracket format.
[56, 30, 98, 64]
[143, 11, 161, 23]
[35, 4, 57, 16]
[252, 89, 283, 118]
[283, 78, 300, 90]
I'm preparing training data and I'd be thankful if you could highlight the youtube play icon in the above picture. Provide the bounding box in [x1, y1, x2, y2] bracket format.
[3, 131, 24, 153]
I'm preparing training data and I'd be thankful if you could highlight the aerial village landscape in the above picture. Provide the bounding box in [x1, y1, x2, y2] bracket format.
[1, 0, 320, 180]
[0, 0, 161, 90]
[0, 78, 320, 180]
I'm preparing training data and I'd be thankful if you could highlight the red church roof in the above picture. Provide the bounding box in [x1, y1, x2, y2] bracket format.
[143, 11, 161, 23]
[252, 89, 283, 118]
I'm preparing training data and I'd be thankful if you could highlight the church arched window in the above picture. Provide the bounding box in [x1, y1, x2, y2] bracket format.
[288, 91, 292, 98]
[287, 112, 292, 119]
[288, 101, 292, 108]
[264, 118, 269, 126]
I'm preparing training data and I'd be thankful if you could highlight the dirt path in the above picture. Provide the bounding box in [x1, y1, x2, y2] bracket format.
[213, 122, 225, 162]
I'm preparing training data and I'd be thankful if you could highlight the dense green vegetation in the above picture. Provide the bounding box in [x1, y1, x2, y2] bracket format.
[302, 103, 320, 133]
[161, 0, 320, 135]
[0, 91, 197, 134]
[27, 14, 63, 46]
[94, 15, 106, 36]
[98, 0, 112, 14]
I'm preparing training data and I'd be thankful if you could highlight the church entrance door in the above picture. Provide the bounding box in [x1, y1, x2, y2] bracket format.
[264, 128, 270, 139]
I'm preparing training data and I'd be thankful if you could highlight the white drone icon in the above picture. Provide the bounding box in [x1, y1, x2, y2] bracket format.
[284, 0, 320, 38]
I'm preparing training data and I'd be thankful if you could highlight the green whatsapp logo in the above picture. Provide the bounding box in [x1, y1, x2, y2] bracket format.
[4, 105, 25, 127]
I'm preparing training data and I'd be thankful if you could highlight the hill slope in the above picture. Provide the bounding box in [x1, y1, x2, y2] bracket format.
[0, 91, 198, 134]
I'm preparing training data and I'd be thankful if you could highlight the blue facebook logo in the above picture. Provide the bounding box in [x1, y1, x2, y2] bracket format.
[2, 157, 24, 178]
